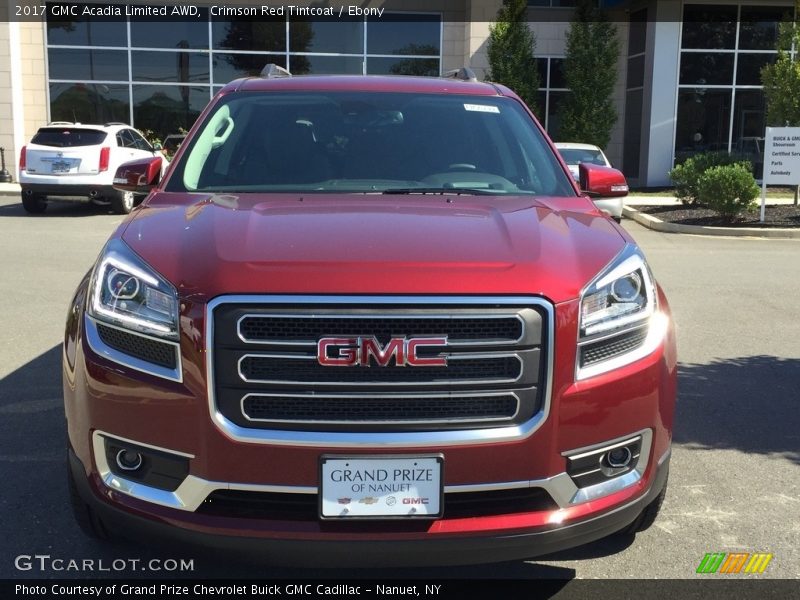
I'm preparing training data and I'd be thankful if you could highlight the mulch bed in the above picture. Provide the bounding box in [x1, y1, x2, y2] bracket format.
[638, 204, 800, 228]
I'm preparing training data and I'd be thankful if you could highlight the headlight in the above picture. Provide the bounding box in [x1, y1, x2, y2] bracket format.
[577, 244, 663, 380]
[88, 238, 179, 340]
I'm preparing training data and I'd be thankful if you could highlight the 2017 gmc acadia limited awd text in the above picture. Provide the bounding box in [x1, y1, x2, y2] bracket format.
[63, 69, 676, 566]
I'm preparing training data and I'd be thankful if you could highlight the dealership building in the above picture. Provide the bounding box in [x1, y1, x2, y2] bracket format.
[0, 1, 793, 187]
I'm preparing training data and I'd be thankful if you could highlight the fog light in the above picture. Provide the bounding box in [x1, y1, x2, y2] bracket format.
[606, 447, 632, 468]
[115, 449, 143, 471]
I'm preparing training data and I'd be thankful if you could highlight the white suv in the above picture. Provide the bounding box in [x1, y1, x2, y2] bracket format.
[19, 123, 163, 214]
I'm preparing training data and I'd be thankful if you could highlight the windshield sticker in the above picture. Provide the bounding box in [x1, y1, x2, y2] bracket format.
[464, 103, 500, 114]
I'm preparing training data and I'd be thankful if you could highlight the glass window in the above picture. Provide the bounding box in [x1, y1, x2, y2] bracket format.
[679, 53, 734, 85]
[291, 55, 364, 76]
[366, 14, 440, 56]
[535, 58, 547, 88]
[130, 10, 210, 49]
[46, 7, 127, 47]
[628, 9, 648, 56]
[213, 52, 286, 83]
[214, 53, 285, 83]
[736, 53, 777, 86]
[116, 129, 137, 148]
[528, 0, 579, 6]
[48, 49, 128, 81]
[132, 51, 210, 84]
[366, 57, 438, 77]
[132, 85, 209, 139]
[536, 91, 547, 122]
[31, 127, 108, 147]
[549, 58, 566, 88]
[547, 91, 569, 142]
[128, 129, 154, 151]
[290, 17, 363, 54]
[623, 89, 643, 178]
[627, 55, 645, 89]
[49, 83, 130, 125]
[739, 6, 791, 51]
[212, 16, 286, 52]
[681, 5, 737, 50]
[732, 89, 765, 178]
[167, 91, 575, 197]
[675, 88, 732, 162]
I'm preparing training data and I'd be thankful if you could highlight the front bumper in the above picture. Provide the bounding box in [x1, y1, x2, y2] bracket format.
[64, 289, 677, 566]
[69, 446, 670, 567]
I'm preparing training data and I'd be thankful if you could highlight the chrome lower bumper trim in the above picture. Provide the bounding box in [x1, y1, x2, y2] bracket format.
[93, 429, 662, 514]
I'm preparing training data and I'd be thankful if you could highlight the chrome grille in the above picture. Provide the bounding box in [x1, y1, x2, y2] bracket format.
[211, 301, 548, 433]
[241, 392, 521, 424]
[237, 353, 527, 385]
[239, 314, 524, 346]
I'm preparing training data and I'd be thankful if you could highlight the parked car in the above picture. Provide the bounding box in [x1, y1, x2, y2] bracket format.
[19, 123, 163, 214]
[555, 142, 624, 222]
[64, 67, 676, 566]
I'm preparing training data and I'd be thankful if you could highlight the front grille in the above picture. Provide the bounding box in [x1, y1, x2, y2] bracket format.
[97, 323, 177, 369]
[238, 355, 523, 384]
[242, 393, 519, 424]
[239, 315, 523, 345]
[580, 326, 649, 367]
[212, 302, 547, 433]
[197, 487, 557, 521]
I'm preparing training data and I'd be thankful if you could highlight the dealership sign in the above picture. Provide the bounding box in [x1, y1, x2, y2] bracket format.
[761, 127, 800, 221]
[764, 127, 800, 184]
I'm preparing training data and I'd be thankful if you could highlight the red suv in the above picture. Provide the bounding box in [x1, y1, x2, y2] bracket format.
[63, 68, 676, 566]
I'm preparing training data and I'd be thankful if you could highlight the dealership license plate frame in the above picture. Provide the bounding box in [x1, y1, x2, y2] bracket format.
[319, 454, 444, 520]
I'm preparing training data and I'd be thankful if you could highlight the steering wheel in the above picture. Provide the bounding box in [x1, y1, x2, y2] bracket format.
[447, 163, 477, 171]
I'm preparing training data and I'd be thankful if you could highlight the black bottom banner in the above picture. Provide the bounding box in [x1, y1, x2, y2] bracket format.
[5, 579, 798, 600]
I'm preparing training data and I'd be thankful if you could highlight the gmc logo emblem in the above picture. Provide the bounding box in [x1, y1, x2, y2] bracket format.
[317, 337, 448, 367]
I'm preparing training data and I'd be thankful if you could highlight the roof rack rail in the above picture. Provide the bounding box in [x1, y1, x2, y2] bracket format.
[260, 63, 292, 79]
[443, 67, 477, 82]
[104, 122, 128, 126]
[47, 121, 74, 126]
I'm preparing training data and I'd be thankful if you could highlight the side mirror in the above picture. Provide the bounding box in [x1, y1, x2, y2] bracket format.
[579, 163, 629, 198]
[153, 142, 163, 151]
[113, 157, 163, 194]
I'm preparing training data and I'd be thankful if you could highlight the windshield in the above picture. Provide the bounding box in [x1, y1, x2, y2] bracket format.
[166, 91, 575, 197]
[558, 148, 608, 167]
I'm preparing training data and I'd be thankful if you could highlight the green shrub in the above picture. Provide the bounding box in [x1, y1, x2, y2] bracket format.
[696, 164, 759, 217]
[669, 152, 751, 205]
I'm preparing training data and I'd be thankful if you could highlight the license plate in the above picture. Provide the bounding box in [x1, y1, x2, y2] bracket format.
[320, 455, 443, 519]
[51, 160, 72, 173]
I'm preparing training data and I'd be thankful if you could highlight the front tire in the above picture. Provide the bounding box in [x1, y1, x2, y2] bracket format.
[21, 192, 47, 214]
[67, 458, 110, 541]
[111, 190, 135, 214]
[621, 472, 668, 535]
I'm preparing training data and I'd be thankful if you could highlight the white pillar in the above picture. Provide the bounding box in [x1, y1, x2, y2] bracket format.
[644, 1, 681, 186]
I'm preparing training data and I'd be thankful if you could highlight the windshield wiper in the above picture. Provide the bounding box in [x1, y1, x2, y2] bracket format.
[380, 187, 505, 196]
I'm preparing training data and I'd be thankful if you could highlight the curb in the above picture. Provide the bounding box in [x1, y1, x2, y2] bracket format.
[623, 206, 800, 239]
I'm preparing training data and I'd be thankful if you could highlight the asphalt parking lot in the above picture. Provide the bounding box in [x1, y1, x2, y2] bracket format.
[0, 196, 798, 582]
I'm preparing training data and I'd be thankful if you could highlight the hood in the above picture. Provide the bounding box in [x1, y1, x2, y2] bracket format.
[120, 193, 626, 304]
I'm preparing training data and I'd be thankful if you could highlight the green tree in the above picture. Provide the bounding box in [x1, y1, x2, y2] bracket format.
[486, 0, 539, 112]
[556, 0, 620, 147]
[760, 1, 800, 204]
